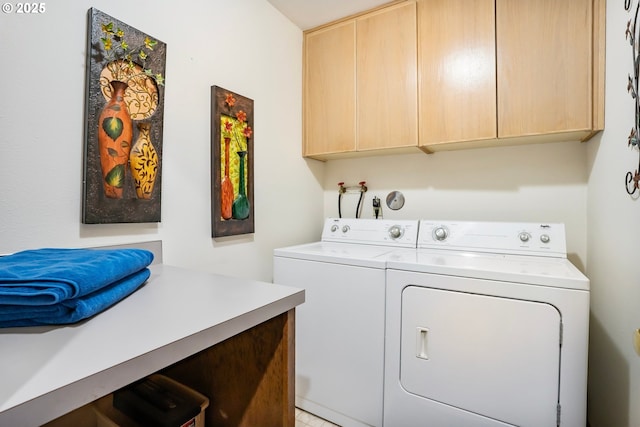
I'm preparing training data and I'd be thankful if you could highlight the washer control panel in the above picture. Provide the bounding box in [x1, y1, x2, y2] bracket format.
[322, 218, 419, 248]
[418, 220, 567, 257]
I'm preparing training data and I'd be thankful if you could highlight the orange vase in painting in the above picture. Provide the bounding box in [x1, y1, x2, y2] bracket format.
[97, 80, 133, 198]
[220, 137, 234, 219]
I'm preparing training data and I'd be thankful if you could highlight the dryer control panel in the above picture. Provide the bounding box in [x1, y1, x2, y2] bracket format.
[418, 220, 567, 258]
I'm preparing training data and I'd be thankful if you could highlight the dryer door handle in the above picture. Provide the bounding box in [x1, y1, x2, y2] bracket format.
[416, 327, 429, 360]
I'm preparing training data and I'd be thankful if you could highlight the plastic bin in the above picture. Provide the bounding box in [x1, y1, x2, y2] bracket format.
[110, 374, 209, 427]
[43, 375, 209, 427]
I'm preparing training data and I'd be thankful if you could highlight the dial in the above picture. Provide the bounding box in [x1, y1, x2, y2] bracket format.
[432, 226, 448, 241]
[389, 225, 404, 239]
[519, 232, 531, 243]
[330, 224, 339, 232]
[540, 234, 550, 244]
[342, 225, 350, 233]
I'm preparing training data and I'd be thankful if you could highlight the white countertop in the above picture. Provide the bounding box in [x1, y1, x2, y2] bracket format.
[0, 264, 305, 426]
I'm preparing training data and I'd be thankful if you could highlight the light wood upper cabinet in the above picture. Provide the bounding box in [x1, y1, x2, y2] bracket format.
[303, 21, 356, 156]
[418, 0, 604, 152]
[418, 0, 497, 148]
[303, 1, 418, 160]
[357, 2, 418, 151]
[304, 0, 605, 158]
[497, 0, 596, 139]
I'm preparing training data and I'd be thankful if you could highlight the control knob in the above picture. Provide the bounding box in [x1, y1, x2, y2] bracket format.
[519, 232, 531, 243]
[433, 226, 448, 241]
[342, 225, 350, 233]
[540, 234, 550, 244]
[388, 225, 403, 239]
[330, 224, 339, 232]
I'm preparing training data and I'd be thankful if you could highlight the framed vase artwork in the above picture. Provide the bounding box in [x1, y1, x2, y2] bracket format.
[211, 86, 255, 237]
[82, 8, 166, 223]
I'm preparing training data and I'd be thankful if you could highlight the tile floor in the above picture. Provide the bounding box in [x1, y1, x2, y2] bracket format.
[295, 407, 341, 427]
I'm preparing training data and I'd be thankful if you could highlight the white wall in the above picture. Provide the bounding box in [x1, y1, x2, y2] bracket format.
[586, 2, 640, 426]
[0, 0, 324, 282]
[323, 142, 589, 270]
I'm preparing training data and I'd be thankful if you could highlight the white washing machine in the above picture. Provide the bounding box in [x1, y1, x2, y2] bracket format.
[384, 220, 589, 427]
[273, 218, 419, 427]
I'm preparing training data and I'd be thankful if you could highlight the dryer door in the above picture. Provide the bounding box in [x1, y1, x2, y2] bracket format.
[401, 286, 561, 426]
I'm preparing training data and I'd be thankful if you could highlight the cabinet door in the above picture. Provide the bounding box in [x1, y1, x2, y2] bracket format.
[497, 0, 593, 138]
[303, 22, 356, 157]
[356, 2, 418, 151]
[418, 0, 497, 147]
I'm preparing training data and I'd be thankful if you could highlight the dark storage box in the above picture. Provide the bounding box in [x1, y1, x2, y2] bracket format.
[112, 374, 208, 427]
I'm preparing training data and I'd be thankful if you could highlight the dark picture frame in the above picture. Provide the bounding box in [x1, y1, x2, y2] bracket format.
[211, 86, 255, 237]
[82, 8, 166, 223]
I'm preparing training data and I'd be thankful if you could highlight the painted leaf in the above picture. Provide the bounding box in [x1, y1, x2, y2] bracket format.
[102, 117, 123, 141]
[104, 164, 125, 188]
[107, 147, 118, 157]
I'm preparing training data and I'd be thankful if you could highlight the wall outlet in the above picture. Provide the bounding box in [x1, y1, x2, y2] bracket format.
[634, 329, 640, 357]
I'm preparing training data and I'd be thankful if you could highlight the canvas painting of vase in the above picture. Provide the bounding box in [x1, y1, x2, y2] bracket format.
[82, 8, 166, 223]
[211, 86, 255, 237]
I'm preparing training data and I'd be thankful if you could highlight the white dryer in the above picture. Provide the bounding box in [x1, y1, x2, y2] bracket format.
[384, 220, 589, 427]
[273, 218, 418, 427]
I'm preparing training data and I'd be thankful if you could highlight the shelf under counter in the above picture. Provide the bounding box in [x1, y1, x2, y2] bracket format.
[0, 264, 305, 427]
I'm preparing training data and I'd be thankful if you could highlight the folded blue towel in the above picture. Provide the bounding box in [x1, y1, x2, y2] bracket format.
[0, 248, 154, 306]
[0, 268, 150, 327]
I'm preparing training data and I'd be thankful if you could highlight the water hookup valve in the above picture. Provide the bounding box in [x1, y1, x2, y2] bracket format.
[356, 181, 367, 219]
[337, 182, 346, 218]
[337, 181, 367, 218]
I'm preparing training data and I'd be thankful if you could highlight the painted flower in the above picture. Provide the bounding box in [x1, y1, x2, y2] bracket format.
[144, 36, 157, 50]
[222, 106, 252, 152]
[223, 119, 234, 134]
[100, 21, 164, 86]
[102, 36, 113, 51]
[235, 110, 253, 139]
[225, 93, 236, 108]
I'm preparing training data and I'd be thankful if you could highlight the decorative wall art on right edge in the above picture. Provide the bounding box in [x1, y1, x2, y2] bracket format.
[626, 0, 640, 197]
[211, 86, 255, 237]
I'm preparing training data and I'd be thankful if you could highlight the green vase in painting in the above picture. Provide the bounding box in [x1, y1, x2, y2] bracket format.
[232, 151, 250, 220]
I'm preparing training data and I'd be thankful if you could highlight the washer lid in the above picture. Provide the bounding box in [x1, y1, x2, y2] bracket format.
[274, 241, 400, 268]
[386, 249, 589, 290]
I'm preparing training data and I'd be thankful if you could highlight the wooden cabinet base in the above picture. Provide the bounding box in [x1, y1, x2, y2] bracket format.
[161, 310, 295, 427]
